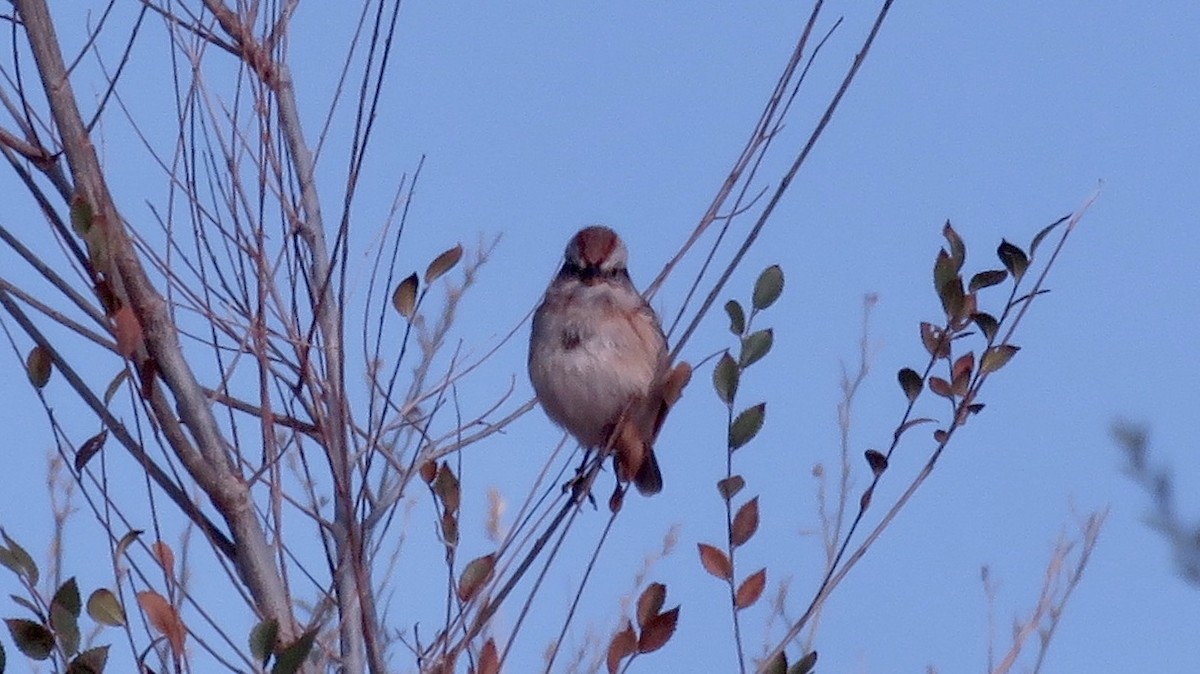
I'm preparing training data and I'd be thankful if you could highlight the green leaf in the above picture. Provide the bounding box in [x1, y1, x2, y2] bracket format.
[938, 274, 965, 320]
[971, 312, 1000, 343]
[66, 645, 109, 674]
[942, 220, 966, 271]
[712, 352, 739, 405]
[1, 532, 39, 585]
[724, 300, 745, 335]
[765, 650, 788, 674]
[968, 269, 1008, 293]
[52, 577, 82, 618]
[933, 249, 957, 298]
[391, 272, 419, 319]
[996, 240, 1029, 282]
[981, 344, 1020, 373]
[897, 368, 923, 403]
[729, 403, 766, 450]
[86, 589, 126, 627]
[5, 618, 54, 660]
[457, 553, 496, 602]
[26, 345, 52, 389]
[739, 329, 773, 368]
[424, 243, 464, 283]
[51, 601, 80, 657]
[249, 617, 279, 665]
[790, 650, 819, 674]
[752, 265, 784, 310]
[271, 629, 317, 674]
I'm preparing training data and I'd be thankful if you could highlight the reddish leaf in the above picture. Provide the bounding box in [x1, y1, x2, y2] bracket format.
[928, 376, 953, 399]
[859, 485, 874, 511]
[112, 305, 142, 358]
[476, 638, 500, 674]
[637, 606, 679, 654]
[734, 568, 767, 610]
[419, 460, 437, 484]
[697, 543, 732, 581]
[606, 621, 637, 674]
[951, 352, 974, 396]
[137, 591, 186, 656]
[636, 583, 666, 630]
[434, 463, 461, 513]
[920, 322, 950, 359]
[152, 541, 175, 579]
[731, 497, 760, 547]
[717, 475, 745, 501]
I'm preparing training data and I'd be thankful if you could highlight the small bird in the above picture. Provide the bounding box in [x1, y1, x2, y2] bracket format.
[529, 226, 687, 496]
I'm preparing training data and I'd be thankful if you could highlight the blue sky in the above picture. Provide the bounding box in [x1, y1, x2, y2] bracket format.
[2, 2, 1198, 672]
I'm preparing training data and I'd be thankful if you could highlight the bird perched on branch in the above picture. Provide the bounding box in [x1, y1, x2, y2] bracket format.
[529, 225, 690, 497]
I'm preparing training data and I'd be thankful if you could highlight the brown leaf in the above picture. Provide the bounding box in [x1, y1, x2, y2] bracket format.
[392, 272, 419, 319]
[859, 485, 874, 511]
[637, 606, 679, 654]
[434, 463, 461, 513]
[152, 541, 175, 579]
[112, 305, 142, 358]
[951, 352, 974, 396]
[75, 430, 108, 473]
[419, 460, 438, 484]
[919, 322, 949, 359]
[735, 568, 767, 610]
[636, 582, 666, 630]
[425, 243, 464, 283]
[457, 553, 495, 602]
[731, 497, 760, 548]
[897, 367, 923, 403]
[716, 475, 745, 501]
[476, 638, 500, 674]
[864, 449, 888, 476]
[136, 590, 185, 655]
[697, 543, 732, 581]
[26, 345, 52, 388]
[606, 621, 637, 674]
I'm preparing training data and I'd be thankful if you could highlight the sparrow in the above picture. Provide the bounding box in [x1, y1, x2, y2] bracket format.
[529, 225, 688, 496]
